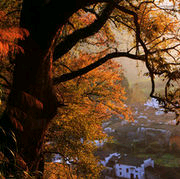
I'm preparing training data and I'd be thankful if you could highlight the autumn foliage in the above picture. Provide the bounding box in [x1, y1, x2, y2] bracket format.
[43, 9, 133, 177]
[0, 0, 29, 57]
[0, 0, 179, 178]
[0, 26, 29, 56]
[45, 47, 132, 177]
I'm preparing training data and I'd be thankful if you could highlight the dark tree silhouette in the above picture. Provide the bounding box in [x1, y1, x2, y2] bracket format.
[0, 0, 179, 177]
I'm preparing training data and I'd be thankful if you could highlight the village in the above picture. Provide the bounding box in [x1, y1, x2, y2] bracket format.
[97, 98, 180, 179]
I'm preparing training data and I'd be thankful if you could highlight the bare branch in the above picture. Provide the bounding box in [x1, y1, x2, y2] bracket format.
[53, 52, 144, 85]
[149, 44, 180, 54]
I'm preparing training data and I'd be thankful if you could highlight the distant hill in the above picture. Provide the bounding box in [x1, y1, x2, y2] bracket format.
[116, 57, 165, 103]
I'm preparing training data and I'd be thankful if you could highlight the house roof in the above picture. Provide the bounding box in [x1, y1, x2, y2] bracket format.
[118, 156, 145, 167]
[106, 155, 146, 168]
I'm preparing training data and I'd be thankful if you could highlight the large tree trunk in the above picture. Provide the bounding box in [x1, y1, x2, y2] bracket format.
[1, 37, 59, 174]
[0, 0, 63, 174]
[10, 39, 58, 172]
[0, 0, 94, 175]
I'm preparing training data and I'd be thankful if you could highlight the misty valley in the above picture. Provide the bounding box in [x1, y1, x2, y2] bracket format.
[97, 98, 180, 179]
[48, 96, 180, 179]
[46, 59, 180, 179]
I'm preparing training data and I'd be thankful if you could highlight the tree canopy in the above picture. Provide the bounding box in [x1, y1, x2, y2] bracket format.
[51, 0, 180, 117]
[44, 44, 133, 177]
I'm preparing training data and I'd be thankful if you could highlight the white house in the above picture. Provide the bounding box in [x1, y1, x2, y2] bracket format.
[114, 157, 154, 179]
[104, 127, 115, 133]
[103, 154, 154, 179]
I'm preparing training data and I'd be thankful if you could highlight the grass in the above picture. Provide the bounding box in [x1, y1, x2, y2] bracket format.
[136, 153, 180, 168]
[155, 154, 180, 167]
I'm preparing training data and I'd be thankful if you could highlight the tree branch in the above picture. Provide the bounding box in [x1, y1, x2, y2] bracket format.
[53, 52, 144, 85]
[149, 44, 180, 55]
[53, 3, 115, 61]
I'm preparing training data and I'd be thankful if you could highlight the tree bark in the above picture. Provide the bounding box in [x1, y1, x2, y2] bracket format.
[0, 0, 79, 173]
[0, 0, 109, 175]
[11, 39, 58, 171]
